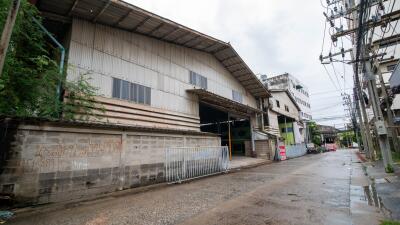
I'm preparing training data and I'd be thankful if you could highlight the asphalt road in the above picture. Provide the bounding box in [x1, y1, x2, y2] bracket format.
[7, 149, 384, 225]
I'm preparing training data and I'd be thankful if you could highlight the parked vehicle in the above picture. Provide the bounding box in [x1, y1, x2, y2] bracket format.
[325, 143, 337, 151]
[306, 143, 319, 154]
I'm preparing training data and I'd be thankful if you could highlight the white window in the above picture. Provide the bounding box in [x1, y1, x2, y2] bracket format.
[232, 90, 243, 103]
[189, 71, 207, 89]
[112, 78, 151, 105]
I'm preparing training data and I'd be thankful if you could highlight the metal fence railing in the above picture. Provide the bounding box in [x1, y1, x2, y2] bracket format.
[285, 144, 307, 159]
[165, 146, 230, 183]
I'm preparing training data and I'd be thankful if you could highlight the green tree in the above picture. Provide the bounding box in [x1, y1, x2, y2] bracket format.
[308, 121, 322, 146]
[0, 0, 61, 118]
[339, 131, 356, 146]
[0, 0, 102, 120]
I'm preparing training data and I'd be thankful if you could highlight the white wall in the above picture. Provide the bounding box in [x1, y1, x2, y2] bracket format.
[286, 75, 311, 120]
[267, 74, 311, 120]
[67, 19, 257, 118]
[270, 92, 300, 121]
[268, 110, 279, 129]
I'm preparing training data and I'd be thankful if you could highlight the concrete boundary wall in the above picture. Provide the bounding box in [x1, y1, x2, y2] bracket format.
[285, 144, 307, 159]
[0, 119, 220, 206]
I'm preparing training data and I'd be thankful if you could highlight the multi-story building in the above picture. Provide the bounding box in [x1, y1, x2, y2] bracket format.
[266, 90, 302, 145]
[261, 73, 312, 121]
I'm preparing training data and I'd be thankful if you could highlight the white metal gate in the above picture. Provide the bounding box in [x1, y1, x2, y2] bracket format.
[165, 146, 230, 183]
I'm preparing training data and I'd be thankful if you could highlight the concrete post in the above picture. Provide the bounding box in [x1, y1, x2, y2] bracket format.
[250, 117, 256, 156]
[118, 133, 127, 190]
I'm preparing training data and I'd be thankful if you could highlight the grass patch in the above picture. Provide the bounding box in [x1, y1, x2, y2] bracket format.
[392, 151, 400, 163]
[381, 220, 400, 225]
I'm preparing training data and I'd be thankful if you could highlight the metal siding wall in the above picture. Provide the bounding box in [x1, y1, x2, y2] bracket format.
[68, 18, 258, 118]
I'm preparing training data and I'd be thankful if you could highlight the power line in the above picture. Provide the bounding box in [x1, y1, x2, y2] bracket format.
[310, 87, 353, 95]
[322, 64, 341, 91]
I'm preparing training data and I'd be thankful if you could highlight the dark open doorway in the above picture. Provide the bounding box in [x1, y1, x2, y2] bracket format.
[199, 103, 250, 156]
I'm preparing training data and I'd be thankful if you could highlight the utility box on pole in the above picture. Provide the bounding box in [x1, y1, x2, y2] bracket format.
[375, 120, 387, 136]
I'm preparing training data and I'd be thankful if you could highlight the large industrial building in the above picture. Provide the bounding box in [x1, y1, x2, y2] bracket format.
[61, 1, 271, 154]
[0, 0, 274, 205]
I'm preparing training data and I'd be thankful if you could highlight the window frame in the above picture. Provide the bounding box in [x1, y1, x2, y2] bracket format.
[232, 90, 243, 103]
[189, 71, 207, 89]
[112, 77, 151, 106]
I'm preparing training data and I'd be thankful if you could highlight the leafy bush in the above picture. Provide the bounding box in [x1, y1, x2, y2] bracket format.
[385, 164, 394, 173]
[0, 0, 61, 118]
[0, 0, 102, 120]
[63, 72, 105, 121]
[317, 146, 327, 153]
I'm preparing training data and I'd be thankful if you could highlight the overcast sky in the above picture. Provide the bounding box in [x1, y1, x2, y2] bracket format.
[127, 0, 353, 128]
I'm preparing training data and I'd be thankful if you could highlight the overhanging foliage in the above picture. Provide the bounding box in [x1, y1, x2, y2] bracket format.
[0, 0, 102, 120]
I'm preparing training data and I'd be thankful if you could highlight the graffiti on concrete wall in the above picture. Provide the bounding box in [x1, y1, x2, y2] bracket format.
[35, 139, 122, 158]
[23, 135, 122, 172]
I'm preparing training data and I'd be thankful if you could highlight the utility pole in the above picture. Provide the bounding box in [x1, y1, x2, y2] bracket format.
[319, 0, 376, 159]
[321, 0, 397, 171]
[353, 90, 367, 150]
[0, 0, 21, 76]
[349, 48, 375, 159]
[364, 60, 393, 168]
[374, 60, 400, 154]
[343, 93, 361, 148]
[346, 0, 377, 159]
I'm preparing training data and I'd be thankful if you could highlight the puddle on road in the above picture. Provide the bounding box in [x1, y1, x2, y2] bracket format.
[350, 180, 393, 218]
[351, 185, 381, 207]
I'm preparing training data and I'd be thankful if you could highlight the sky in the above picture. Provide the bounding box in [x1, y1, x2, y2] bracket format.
[127, 0, 354, 128]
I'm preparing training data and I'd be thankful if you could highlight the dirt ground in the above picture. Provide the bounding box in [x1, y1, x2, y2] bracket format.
[6, 149, 384, 225]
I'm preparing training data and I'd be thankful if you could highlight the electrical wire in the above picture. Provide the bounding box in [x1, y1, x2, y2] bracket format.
[322, 64, 340, 91]
[311, 88, 354, 96]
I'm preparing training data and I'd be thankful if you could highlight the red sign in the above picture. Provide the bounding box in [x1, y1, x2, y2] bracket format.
[279, 145, 286, 161]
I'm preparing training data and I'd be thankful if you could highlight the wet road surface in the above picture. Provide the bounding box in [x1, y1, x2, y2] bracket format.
[7, 149, 384, 225]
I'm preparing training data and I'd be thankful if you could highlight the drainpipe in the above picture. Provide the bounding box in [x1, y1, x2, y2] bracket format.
[31, 16, 65, 106]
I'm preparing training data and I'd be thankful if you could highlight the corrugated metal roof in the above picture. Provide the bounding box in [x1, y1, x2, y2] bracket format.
[187, 89, 262, 117]
[36, 0, 270, 98]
